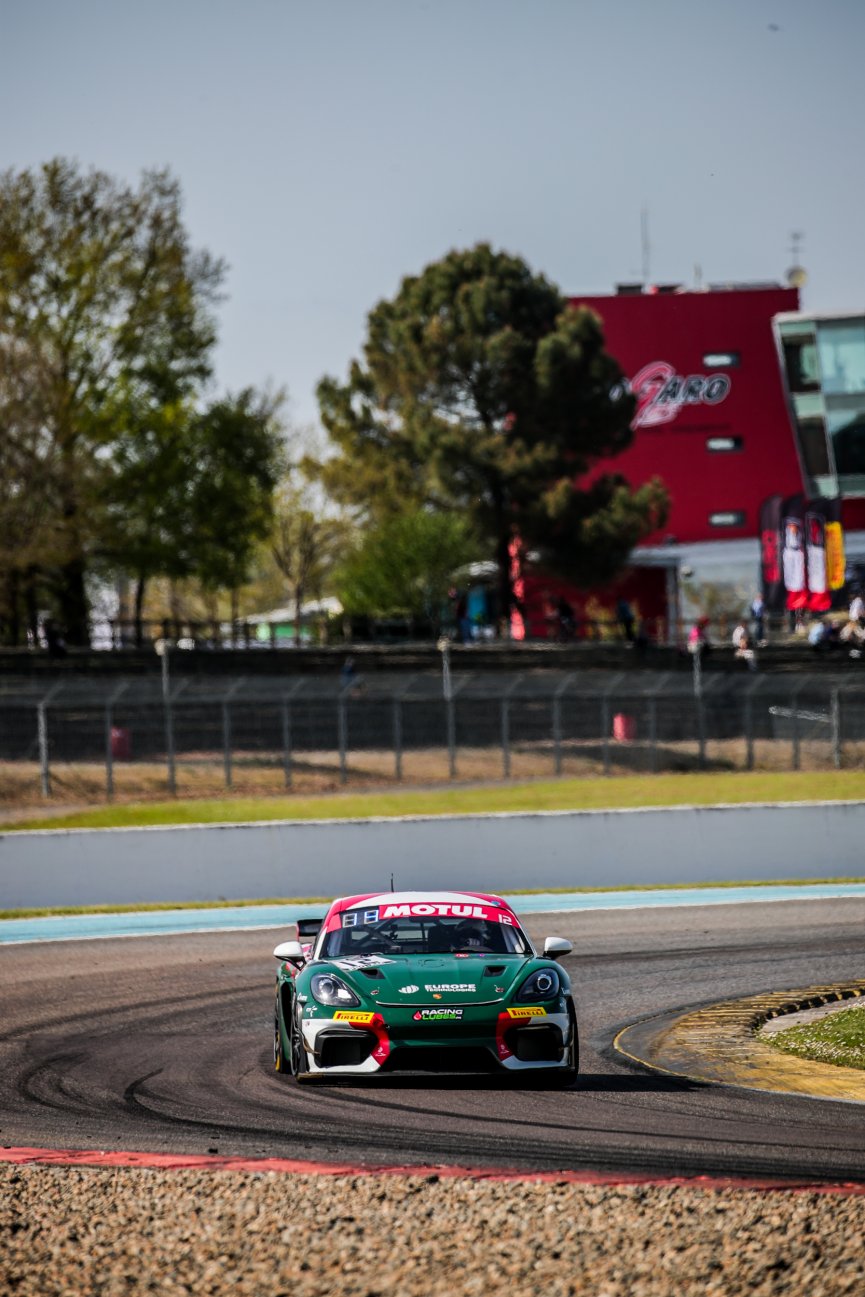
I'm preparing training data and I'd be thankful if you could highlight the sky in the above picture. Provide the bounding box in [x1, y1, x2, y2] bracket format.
[3, 0, 864, 432]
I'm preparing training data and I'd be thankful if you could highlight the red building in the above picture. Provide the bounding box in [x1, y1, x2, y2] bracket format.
[517, 282, 865, 639]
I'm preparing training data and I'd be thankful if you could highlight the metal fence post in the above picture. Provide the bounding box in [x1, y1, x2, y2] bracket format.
[552, 674, 574, 777]
[105, 703, 114, 801]
[338, 692, 348, 784]
[281, 680, 304, 788]
[500, 677, 522, 780]
[600, 674, 624, 777]
[831, 687, 841, 770]
[221, 680, 243, 790]
[501, 695, 510, 779]
[164, 700, 176, 795]
[393, 696, 403, 781]
[791, 688, 801, 772]
[222, 700, 233, 788]
[446, 698, 456, 779]
[282, 699, 293, 787]
[37, 703, 50, 798]
[36, 684, 63, 799]
[104, 682, 128, 801]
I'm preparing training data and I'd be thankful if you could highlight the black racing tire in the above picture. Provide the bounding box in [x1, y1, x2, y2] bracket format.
[559, 1000, 579, 1084]
[289, 999, 312, 1082]
[274, 992, 290, 1076]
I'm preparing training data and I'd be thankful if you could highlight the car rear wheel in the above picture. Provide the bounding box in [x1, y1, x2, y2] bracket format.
[274, 995, 289, 1075]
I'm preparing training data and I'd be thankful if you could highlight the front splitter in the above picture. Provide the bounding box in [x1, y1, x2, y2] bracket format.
[614, 981, 865, 1102]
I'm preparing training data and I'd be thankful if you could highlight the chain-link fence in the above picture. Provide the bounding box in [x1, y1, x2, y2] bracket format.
[3, 674, 861, 804]
[2, 669, 864, 805]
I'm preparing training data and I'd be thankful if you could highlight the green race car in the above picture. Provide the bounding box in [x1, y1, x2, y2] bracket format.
[273, 890, 577, 1080]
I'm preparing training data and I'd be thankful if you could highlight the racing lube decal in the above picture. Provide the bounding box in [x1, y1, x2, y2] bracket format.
[412, 1008, 463, 1021]
[342, 902, 514, 926]
[612, 361, 732, 430]
[332, 1011, 375, 1024]
[506, 1006, 547, 1019]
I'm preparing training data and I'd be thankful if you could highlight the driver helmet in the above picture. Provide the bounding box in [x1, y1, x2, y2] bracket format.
[453, 920, 487, 948]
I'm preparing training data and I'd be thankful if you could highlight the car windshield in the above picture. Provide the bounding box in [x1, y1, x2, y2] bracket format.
[318, 914, 530, 959]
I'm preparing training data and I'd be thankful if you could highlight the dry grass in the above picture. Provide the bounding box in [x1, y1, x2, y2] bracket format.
[1, 736, 862, 819]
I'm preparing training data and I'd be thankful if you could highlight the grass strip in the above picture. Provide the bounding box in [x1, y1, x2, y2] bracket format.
[767, 1005, 865, 1072]
[3, 876, 865, 921]
[4, 770, 864, 833]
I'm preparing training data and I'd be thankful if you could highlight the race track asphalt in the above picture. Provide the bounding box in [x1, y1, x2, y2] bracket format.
[2, 897, 865, 1183]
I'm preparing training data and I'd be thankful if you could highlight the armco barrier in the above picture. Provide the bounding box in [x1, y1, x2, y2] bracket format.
[1, 801, 864, 910]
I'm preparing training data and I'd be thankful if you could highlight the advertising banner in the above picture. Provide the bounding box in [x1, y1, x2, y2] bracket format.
[805, 503, 831, 612]
[824, 498, 846, 591]
[780, 494, 808, 611]
[759, 495, 784, 612]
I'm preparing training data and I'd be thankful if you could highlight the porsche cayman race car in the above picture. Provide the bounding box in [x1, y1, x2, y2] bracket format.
[272, 890, 577, 1080]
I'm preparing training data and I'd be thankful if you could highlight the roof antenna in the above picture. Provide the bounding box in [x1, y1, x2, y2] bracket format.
[390, 871, 395, 892]
[640, 204, 651, 285]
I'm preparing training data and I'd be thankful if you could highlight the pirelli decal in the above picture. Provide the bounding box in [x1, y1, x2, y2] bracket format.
[506, 1006, 547, 1019]
[332, 1011, 375, 1024]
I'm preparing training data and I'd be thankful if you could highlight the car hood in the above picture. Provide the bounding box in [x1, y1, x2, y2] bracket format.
[317, 953, 532, 1005]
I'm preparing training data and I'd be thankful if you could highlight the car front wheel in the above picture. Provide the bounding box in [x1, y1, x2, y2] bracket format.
[289, 1003, 311, 1081]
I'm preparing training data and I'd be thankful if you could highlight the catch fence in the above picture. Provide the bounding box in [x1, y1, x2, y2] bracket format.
[2, 669, 864, 804]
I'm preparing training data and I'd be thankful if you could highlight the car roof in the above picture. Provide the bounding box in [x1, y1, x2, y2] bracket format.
[330, 890, 510, 914]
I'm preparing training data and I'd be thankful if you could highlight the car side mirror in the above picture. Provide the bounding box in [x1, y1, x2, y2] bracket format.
[273, 940, 305, 964]
[543, 936, 572, 961]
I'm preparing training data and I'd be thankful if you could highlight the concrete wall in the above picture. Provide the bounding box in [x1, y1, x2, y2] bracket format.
[2, 801, 864, 909]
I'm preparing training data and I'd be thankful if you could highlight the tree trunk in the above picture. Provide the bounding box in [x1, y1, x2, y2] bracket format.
[3, 570, 19, 646]
[294, 583, 304, 645]
[134, 574, 147, 647]
[24, 567, 39, 647]
[497, 529, 510, 640]
[230, 588, 239, 647]
[56, 555, 90, 646]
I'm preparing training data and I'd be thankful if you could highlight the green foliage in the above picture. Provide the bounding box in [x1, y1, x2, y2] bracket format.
[768, 1006, 865, 1071]
[335, 510, 479, 621]
[0, 158, 279, 644]
[270, 479, 349, 637]
[316, 243, 667, 613]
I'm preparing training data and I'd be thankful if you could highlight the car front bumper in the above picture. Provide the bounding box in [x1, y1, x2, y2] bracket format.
[299, 1006, 574, 1076]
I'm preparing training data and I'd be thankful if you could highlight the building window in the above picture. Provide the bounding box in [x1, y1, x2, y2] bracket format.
[816, 319, 865, 396]
[796, 416, 833, 479]
[706, 436, 742, 452]
[703, 351, 740, 368]
[781, 335, 821, 394]
[709, 511, 746, 527]
[827, 400, 865, 495]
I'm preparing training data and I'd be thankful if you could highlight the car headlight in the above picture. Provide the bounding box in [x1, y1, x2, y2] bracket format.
[311, 972, 361, 1007]
[517, 968, 560, 1001]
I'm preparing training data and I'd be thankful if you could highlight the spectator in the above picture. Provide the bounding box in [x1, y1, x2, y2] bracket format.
[688, 616, 711, 658]
[455, 591, 472, 644]
[555, 595, 575, 641]
[616, 598, 636, 643]
[807, 617, 830, 651]
[42, 618, 67, 658]
[750, 592, 766, 644]
[340, 656, 357, 690]
[732, 620, 757, 670]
